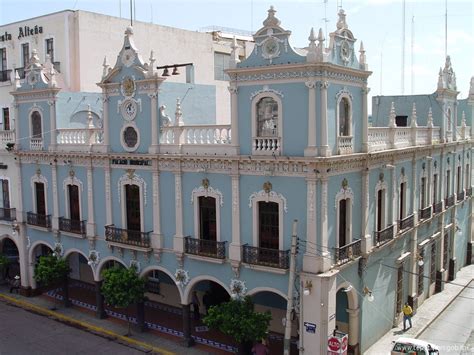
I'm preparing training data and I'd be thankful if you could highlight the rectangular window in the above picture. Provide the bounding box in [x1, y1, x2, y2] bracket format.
[377, 189, 384, 231]
[22, 43, 29, 67]
[433, 174, 438, 203]
[68, 185, 80, 221]
[430, 243, 436, 284]
[2, 108, 10, 131]
[396, 265, 403, 313]
[35, 182, 46, 215]
[399, 182, 406, 220]
[420, 177, 426, 209]
[443, 233, 449, 270]
[417, 249, 424, 296]
[395, 116, 408, 127]
[125, 184, 140, 232]
[199, 196, 216, 241]
[214, 52, 230, 81]
[456, 166, 462, 193]
[1, 179, 9, 209]
[446, 170, 451, 198]
[339, 199, 347, 247]
[46, 38, 54, 62]
[0, 48, 6, 71]
[258, 201, 279, 250]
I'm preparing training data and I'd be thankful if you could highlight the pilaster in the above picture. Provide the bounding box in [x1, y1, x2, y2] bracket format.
[173, 168, 184, 254]
[51, 160, 59, 230]
[361, 169, 372, 254]
[229, 85, 239, 152]
[102, 95, 110, 150]
[304, 80, 318, 156]
[319, 81, 330, 157]
[229, 161, 241, 266]
[48, 99, 57, 150]
[148, 92, 159, 154]
[104, 160, 112, 226]
[151, 159, 163, 251]
[303, 175, 318, 272]
[86, 162, 96, 238]
[361, 86, 369, 153]
[319, 175, 331, 271]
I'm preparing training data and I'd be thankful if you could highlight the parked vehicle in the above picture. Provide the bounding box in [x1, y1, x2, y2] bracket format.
[391, 337, 439, 355]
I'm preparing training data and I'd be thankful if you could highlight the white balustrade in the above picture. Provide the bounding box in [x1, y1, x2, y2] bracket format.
[253, 137, 280, 154]
[394, 127, 411, 148]
[337, 136, 353, 155]
[368, 128, 389, 152]
[30, 138, 43, 150]
[368, 125, 442, 152]
[0, 130, 15, 145]
[57, 128, 103, 145]
[160, 125, 231, 145]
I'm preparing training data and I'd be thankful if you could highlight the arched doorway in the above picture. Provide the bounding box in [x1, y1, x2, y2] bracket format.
[29, 242, 53, 289]
[335, 284, 359, 355]
[94, 257, 127, 319]
[249, 289, 297, 354]
[66, 251, 94, 284]
[141, 268, 181, 308]
[0, 237, 19, 281]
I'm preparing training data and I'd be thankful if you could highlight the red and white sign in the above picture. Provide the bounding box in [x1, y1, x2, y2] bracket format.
[328, 337, 341, 351]
[341, 336, 348, 351]
[328, 333, 349, 354]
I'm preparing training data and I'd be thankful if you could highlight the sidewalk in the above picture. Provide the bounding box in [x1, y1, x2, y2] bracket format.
[0, 286, 219, 355]
[365, 264, 474, 355]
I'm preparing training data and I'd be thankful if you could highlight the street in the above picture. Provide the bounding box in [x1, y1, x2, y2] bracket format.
[417, 281, 474, 354]
[0, 301, 146, 355]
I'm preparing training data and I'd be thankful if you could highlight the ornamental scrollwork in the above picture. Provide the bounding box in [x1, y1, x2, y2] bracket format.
[248, 189, 288, 213]
[117, 171, 147, 205]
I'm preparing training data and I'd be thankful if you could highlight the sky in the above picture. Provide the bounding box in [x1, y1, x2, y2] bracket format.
[1, 0, 473, 102]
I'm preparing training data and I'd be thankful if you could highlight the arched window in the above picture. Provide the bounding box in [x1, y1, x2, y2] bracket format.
[31, 111, 42, 138]
[338, 97, 350, 137]
[256, 97, 278, 137]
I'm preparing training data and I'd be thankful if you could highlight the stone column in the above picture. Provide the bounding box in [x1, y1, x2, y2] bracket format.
[51, 161, 59, 231]
[347, 308, 360, 354]
[149, 92, 159, 154]
[104, 161, 112, 226]
[182, 304, 195, 346]
[95, 280, 107, 319]
[48, 99, 57, 150]
[86, 162, 96, 238]
[361, 86, 370, 153]
[229, 85, 239, 150]
[173, 169, 184, 254]
[361, 168, 372, 254]
[229, 161, 241, 270]
[13, 102, 20, 149]
[102, 95, 110, 149]
[303, 176, 318, 273]
[151, 159, 163, 252]
[304, 80, 317, 156]
[319, 81, 330, 157]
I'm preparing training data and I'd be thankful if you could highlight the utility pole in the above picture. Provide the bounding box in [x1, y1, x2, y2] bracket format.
[284, 220, 298, 355]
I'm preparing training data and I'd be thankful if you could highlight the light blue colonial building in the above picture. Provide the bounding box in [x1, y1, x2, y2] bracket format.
[1, 6, 472, 354]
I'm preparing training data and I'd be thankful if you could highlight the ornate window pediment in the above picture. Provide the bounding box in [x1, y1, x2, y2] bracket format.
[117, 170, 147, 205]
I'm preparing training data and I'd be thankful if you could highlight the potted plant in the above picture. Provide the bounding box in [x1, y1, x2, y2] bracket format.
[34, 254, 71, 309]
[203, 296, 272, 355]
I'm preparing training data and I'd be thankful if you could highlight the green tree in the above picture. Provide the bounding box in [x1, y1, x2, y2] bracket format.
[34, 255, 71, 308]
[0, 254, 10, 282]
[101, 266, 146, 335]
[203, 296, 272, 353]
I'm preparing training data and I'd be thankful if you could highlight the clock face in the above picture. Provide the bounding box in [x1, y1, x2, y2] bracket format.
[340, 41, 351, 62]
[262, 38, 280, 59]
[121, 49, 136, 67]
[27, 72, 37, 85]
[120, 99, 138, 121]
[121, 76, 135, 97]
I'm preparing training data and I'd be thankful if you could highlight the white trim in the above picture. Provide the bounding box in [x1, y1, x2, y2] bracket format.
[191, 186, 223, 242]
[335, 89, 353, 137]
[375, 179, 387, 231]
[251, 91, 283, 155]
[183, 275, 231, 304]
[0, 176, 11, 209]
[30, 173, 48, 215]
[335, 187, 353, 247]
[249, 189, 287, 249]
[397, 173, 409, 220]
[28, 104, 44, 140]
[62, 174, 83, 220]
[118, 171, 146, 231]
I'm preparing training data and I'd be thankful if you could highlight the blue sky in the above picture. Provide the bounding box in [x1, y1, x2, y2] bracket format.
[1, 0, 473, 101]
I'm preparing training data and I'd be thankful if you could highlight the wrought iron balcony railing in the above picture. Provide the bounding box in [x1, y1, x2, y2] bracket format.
[375, 224, 394, 246]
[335, 239, 362, 265]
[433, 201, 443, 214]
[104, 224, 151, 248]
[445, 195, 455, 208]
[59, 217, 86, 236]
[419, 206, 432, 220]
[27, 212, 51, 228]
[0, 207, 16, 222]
[0, 70, 11, 82]
[242, 244, 290, 269]
[184, 236, 226, 259]
[399, 214, 415, 231]
[456, 191, 465, 202]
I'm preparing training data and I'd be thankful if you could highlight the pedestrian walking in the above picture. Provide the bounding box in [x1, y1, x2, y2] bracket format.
[192, 291, 200, 322]
[402, 302, 413, 331]
[10, 275, 20, 294]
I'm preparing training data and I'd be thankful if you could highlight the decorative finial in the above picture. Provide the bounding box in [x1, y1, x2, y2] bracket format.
[469, 77, 474, 97]
[388, 102, 397, 128]
[306, 28, 318, 63]
[229, 36, 241, 68]
[410, 103, 417, 127]
[427, 107, 433, 127]
[359, 41, 367, 69]
[175, 98, 183, 126]
[148, 50, 156, 77]
[437, 67, 443, 89]
[14, 70, 20, 90]
[461, 111, 466, 127]
[102, 56, 109, 78]
[263, 6, 281, 27]
[336, 9, 348, 30]
[125, 26, 133, 35]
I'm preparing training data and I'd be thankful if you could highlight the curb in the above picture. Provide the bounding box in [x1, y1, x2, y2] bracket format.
[415, 277, 473, 339]
[0, 293, 175, 355]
